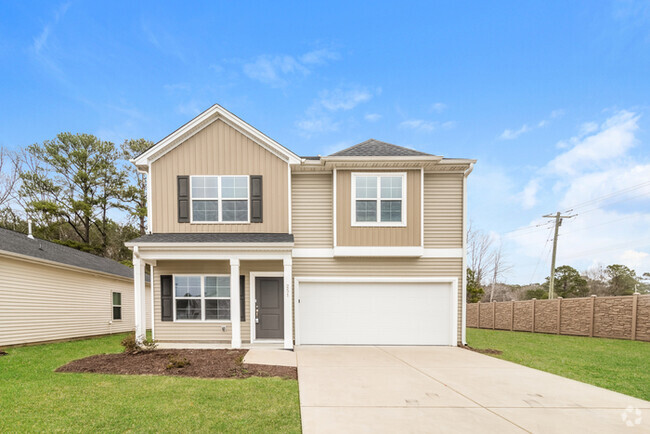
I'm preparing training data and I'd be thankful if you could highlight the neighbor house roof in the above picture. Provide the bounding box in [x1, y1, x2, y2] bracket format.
[328, 139, 434, 157]
[126, 232, 294, 245]
[0, 227, 136, 280]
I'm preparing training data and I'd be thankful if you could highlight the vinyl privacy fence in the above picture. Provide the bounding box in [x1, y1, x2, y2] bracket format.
[466, 293, 650, 342]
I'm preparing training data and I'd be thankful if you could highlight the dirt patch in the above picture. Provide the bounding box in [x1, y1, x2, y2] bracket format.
[55, 349, 297, 380]
[463, 345, 503, 355]
[0, 351, 7, 356]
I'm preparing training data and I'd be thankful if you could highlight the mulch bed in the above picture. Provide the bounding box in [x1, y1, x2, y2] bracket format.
[463, 345, 503, 355]
[55, 349, 297, 380]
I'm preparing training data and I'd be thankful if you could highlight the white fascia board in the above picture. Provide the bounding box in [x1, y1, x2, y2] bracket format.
[333, 246, 424, 257]
[124, 241, 294, 249]
[293, 247, 462, 258]
[134, 104, 301, 166]
[137, 249, 292, 261]
[322, 156, 442, 162]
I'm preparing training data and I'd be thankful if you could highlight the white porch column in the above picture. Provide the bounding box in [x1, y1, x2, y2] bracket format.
[230, 258, 241, 348]
[133, 250, 147, 343]
[283, 257, 293, 349]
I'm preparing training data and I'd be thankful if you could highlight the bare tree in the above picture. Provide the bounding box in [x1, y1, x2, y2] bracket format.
[0, 147, 20, 209]
[488, 243, 512, 301]
[467, 222, 495, 287]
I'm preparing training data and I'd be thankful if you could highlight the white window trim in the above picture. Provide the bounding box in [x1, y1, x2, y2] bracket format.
[172, 274, 232, 323]
[112, 291, 122, 321]
[189, 175, 251, 224]
[351, 172, 407, 227]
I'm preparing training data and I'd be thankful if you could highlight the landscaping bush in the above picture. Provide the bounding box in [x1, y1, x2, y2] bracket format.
[166, 354, 191, 370]
[121, 332, 158, 354]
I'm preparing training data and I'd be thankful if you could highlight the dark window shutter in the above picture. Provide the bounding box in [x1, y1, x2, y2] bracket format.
[240, 275, 246, 322]
[161, 275, 173, 321]
[177, 176, 190, 223]
[250, 175, 263, 223]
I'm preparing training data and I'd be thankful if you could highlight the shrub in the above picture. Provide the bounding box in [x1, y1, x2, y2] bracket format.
[166, 355, 190, 369]
[121, 332, 158, 354]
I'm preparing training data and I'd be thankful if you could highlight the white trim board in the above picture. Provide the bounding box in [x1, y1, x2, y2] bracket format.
[291, 247, 463, 258]
[293, 276, 459, 346]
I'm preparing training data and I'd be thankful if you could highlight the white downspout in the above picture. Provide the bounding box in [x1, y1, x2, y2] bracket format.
[461, 163, 474, 345]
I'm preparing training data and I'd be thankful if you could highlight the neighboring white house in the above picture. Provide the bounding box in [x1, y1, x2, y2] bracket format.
[0, 227, 151, 347]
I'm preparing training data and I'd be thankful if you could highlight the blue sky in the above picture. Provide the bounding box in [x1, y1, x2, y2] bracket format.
[1, 1, 649, 283]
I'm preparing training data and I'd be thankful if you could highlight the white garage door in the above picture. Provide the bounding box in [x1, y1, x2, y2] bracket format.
[296, 280, 455, 345]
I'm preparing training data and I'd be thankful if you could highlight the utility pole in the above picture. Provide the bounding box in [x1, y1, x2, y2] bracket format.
[543, 212, 575, 299]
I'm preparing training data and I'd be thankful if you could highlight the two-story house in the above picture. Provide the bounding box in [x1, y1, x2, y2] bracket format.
[126, 104, 475, 349]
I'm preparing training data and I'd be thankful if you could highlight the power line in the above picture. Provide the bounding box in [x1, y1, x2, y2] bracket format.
[543, 211, 576, 299]
[528, 226, 555, 283]
[562, 180, 650, 213]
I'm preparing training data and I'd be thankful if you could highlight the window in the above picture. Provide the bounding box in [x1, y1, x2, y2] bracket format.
[352, 173, 406, 226]
[174, 275, 230, 321]
[112, 292, 122, 320]
[190, 175, 249, 223]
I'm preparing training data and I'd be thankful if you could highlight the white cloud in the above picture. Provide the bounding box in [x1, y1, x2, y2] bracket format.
[500, 109, 564, 140]
[519, 179, 540, 209]
[300, 48, 339, 65]
[365, 113, 382, 122]
[176, 100, 204, 117]
[295, 117, 339, 135]
[500, 124, 530, 140]
[243, 49, 339, 87]
[400, 119, 436, 132]
[504, 109, 650, 283]
[243, 55, 308, 87]
[547, 110, 639, 176]
[431, 102, 447, 113]
[32, 1, 70, 54]
[319, 87, 373, 111]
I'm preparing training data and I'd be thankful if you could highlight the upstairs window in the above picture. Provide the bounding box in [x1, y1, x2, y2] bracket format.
[352, 173, 406, 226]
[190, 175, 249, 223]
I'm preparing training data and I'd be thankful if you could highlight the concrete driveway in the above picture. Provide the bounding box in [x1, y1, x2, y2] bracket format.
[296, 346, 650, 433]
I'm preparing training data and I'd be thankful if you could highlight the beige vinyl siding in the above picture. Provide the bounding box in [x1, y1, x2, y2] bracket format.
[423, 172, 463, 248]
[0, 255, 136, 347]
[293, 257, 464, 343]
[336, 170, 421, 247]
[292, 173, 333, 248]
[151, 119, 289, 233]
[152, 260, 282, 343]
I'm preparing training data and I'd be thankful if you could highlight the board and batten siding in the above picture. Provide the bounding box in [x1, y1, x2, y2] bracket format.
[291, 173, 333, 248]
[152, 260, 283, 343]
[293, 257, 464, 343]
[0, 254, 146, 347]
[150, 119, 289, 233]
[336, 170, 421, 247]
[423, 172, 463, 248]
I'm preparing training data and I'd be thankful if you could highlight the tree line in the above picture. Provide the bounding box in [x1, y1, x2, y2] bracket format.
[466, 225, 650, 303]
[0, 133, 152, 265]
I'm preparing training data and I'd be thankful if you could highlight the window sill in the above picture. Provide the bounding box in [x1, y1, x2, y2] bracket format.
[351, 221, 407, 227]
[189, 221, 251, 225]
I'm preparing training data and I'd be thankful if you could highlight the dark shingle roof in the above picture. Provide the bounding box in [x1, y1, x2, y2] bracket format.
[127, 233, 294, 244]
[329, 139, 433, 157]
[0, 227, 135, 280]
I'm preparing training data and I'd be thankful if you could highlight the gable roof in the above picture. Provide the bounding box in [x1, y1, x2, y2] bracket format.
[329, 139, 434, 157]
[0, 227, 136, 280]
[133, 104, 301, 168]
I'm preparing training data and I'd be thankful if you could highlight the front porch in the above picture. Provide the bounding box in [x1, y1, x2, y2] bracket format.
[128, 235, 294, 350]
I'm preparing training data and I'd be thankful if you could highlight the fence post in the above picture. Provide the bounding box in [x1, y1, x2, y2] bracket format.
[492, 301, 496, 330]
[557, 297, 562, 334]
[532, 298, 536, 333]
[631, 292, 639, 341]
[477, 301, 481, 329]
[590, 295, 597, 337]
[510, 300, 514, 331]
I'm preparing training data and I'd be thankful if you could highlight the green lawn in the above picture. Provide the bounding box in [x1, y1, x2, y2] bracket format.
[467, 328, 650, 401]
[0, 334, 301, 433]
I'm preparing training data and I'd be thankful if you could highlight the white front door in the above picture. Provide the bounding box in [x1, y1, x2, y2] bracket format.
[296, 280, 456, 345]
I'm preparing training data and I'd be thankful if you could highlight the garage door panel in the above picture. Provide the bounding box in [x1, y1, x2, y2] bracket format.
[297, 281, 453, 345]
